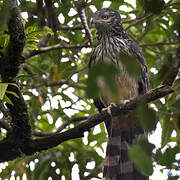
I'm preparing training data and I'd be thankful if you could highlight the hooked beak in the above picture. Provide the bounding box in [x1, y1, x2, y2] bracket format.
[90, 18, 96, 28]
[90, 18, 95, 25]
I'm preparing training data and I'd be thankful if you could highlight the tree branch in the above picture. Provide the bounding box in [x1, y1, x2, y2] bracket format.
[0, 117, 12, 131]
[82, 163, 103, 180]
[125, 13, 153, 30]
[0, 1, 179, 163]
[0, 0, 31, 161]
[33, 116, 88, 137]
[0, 78, 175, 162]
[163, 45, 180, 86]
[23, 41, 180, 60]
[23, 42, 92, 60]
[25, 85, 174, 155]
[56, 14, 153, 31]
[141, 41, 180, 47]
[29, 79, 85, 90]
[0, 101, 9, 117]
[75, 1, 93, 46]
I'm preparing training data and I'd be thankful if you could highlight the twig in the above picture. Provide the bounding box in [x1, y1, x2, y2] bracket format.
[67, 65, 87, 80]
[125, 13, 152, 30]
[23, 43, 92, 60]
[0, 117, 12, 131]
[75, 1, 93, 46]
[56, 18, 141, 31]
[0, 101, 9, 117]
[44, 0, 58, 32]
[23, 41, 180, 61]
[141, 42, 180, 47]
[57, 116, 88, 133]
[22, 64, 86, 90]
[29, 79, 85, 90]
[56, 15, 156, 31]
[82, 163, 103, 180]
[163, 45, 180, 86]
[33, 116, 88, 137]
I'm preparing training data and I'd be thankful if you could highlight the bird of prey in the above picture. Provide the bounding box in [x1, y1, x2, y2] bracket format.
[88, 8, 149, 180]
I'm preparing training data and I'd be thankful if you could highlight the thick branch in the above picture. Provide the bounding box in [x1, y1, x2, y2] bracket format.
[27, 85, 173, 154]
[0, 2, 26, 81]
[0, 87, 175, 161]
[0, 84, 174, 162]
[0, 1, 31, 161]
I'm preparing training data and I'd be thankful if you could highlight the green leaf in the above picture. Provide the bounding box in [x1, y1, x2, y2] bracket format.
[118, 53, 141, 80]
[8, 83, 19, 88]
[16, 74, 34, 79]
[172, 99, 180, 109]
[136, 139, 155, 156]
[138, 0, 165, 14]
[87, 62, 118, 98]
[137, 103, 157, 131]
[129, 143, 153, 175]
[0, 33, 9, 47]
[3, 95, 13, 105]
[156, 146, 180, 166]
[168, 176, 179, 180]
[6, 90, 19, 98]
[161, 116, 174, 147]
[33, 155, 51, 180]
[0, 83, 8, 100]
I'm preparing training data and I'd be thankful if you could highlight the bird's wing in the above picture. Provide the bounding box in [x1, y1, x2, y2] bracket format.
[102, 41, 149, 180]
[88, 47, 97, 69]
[129, 40, 149, 94]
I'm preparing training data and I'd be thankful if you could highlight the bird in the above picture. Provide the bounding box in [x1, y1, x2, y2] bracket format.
[88, 8, 149, 180]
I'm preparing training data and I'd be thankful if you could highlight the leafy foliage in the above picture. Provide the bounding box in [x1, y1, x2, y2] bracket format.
[0, 0, 180, 179]
[129, 139, 155, 175]
[0, 82, 18, 105]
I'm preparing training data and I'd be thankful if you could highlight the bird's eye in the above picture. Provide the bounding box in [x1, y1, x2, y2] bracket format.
[101, 15, 108, 20]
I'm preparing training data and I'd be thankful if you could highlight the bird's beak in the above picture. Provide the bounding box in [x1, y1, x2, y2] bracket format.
[91, 18, 97, 28]
[90, 18, 95, 25]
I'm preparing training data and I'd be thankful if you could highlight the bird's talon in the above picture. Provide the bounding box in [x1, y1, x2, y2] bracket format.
[122, 99, 130, 104]
[102, 107, 111, 116]
[105, 103, 117, 117]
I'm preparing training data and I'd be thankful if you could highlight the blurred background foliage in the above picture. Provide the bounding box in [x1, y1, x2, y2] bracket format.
[0, 0, 180, 179]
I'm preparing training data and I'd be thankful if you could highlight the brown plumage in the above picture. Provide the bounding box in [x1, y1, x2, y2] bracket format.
[88, 8, 149, 180]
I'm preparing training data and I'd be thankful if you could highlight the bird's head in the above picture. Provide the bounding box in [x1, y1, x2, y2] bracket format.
[91, 8, 122, 33]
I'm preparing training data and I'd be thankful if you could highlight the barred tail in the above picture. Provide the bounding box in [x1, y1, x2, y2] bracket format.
[103, 116, 148, 180]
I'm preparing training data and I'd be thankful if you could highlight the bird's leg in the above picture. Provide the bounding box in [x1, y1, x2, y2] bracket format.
[121, 99, 130, 104]
[106, 103, 117, 117]
[102, 99, 131, 117]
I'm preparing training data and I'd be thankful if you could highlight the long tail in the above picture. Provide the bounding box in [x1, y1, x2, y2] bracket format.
[103, 115, 148, 180]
